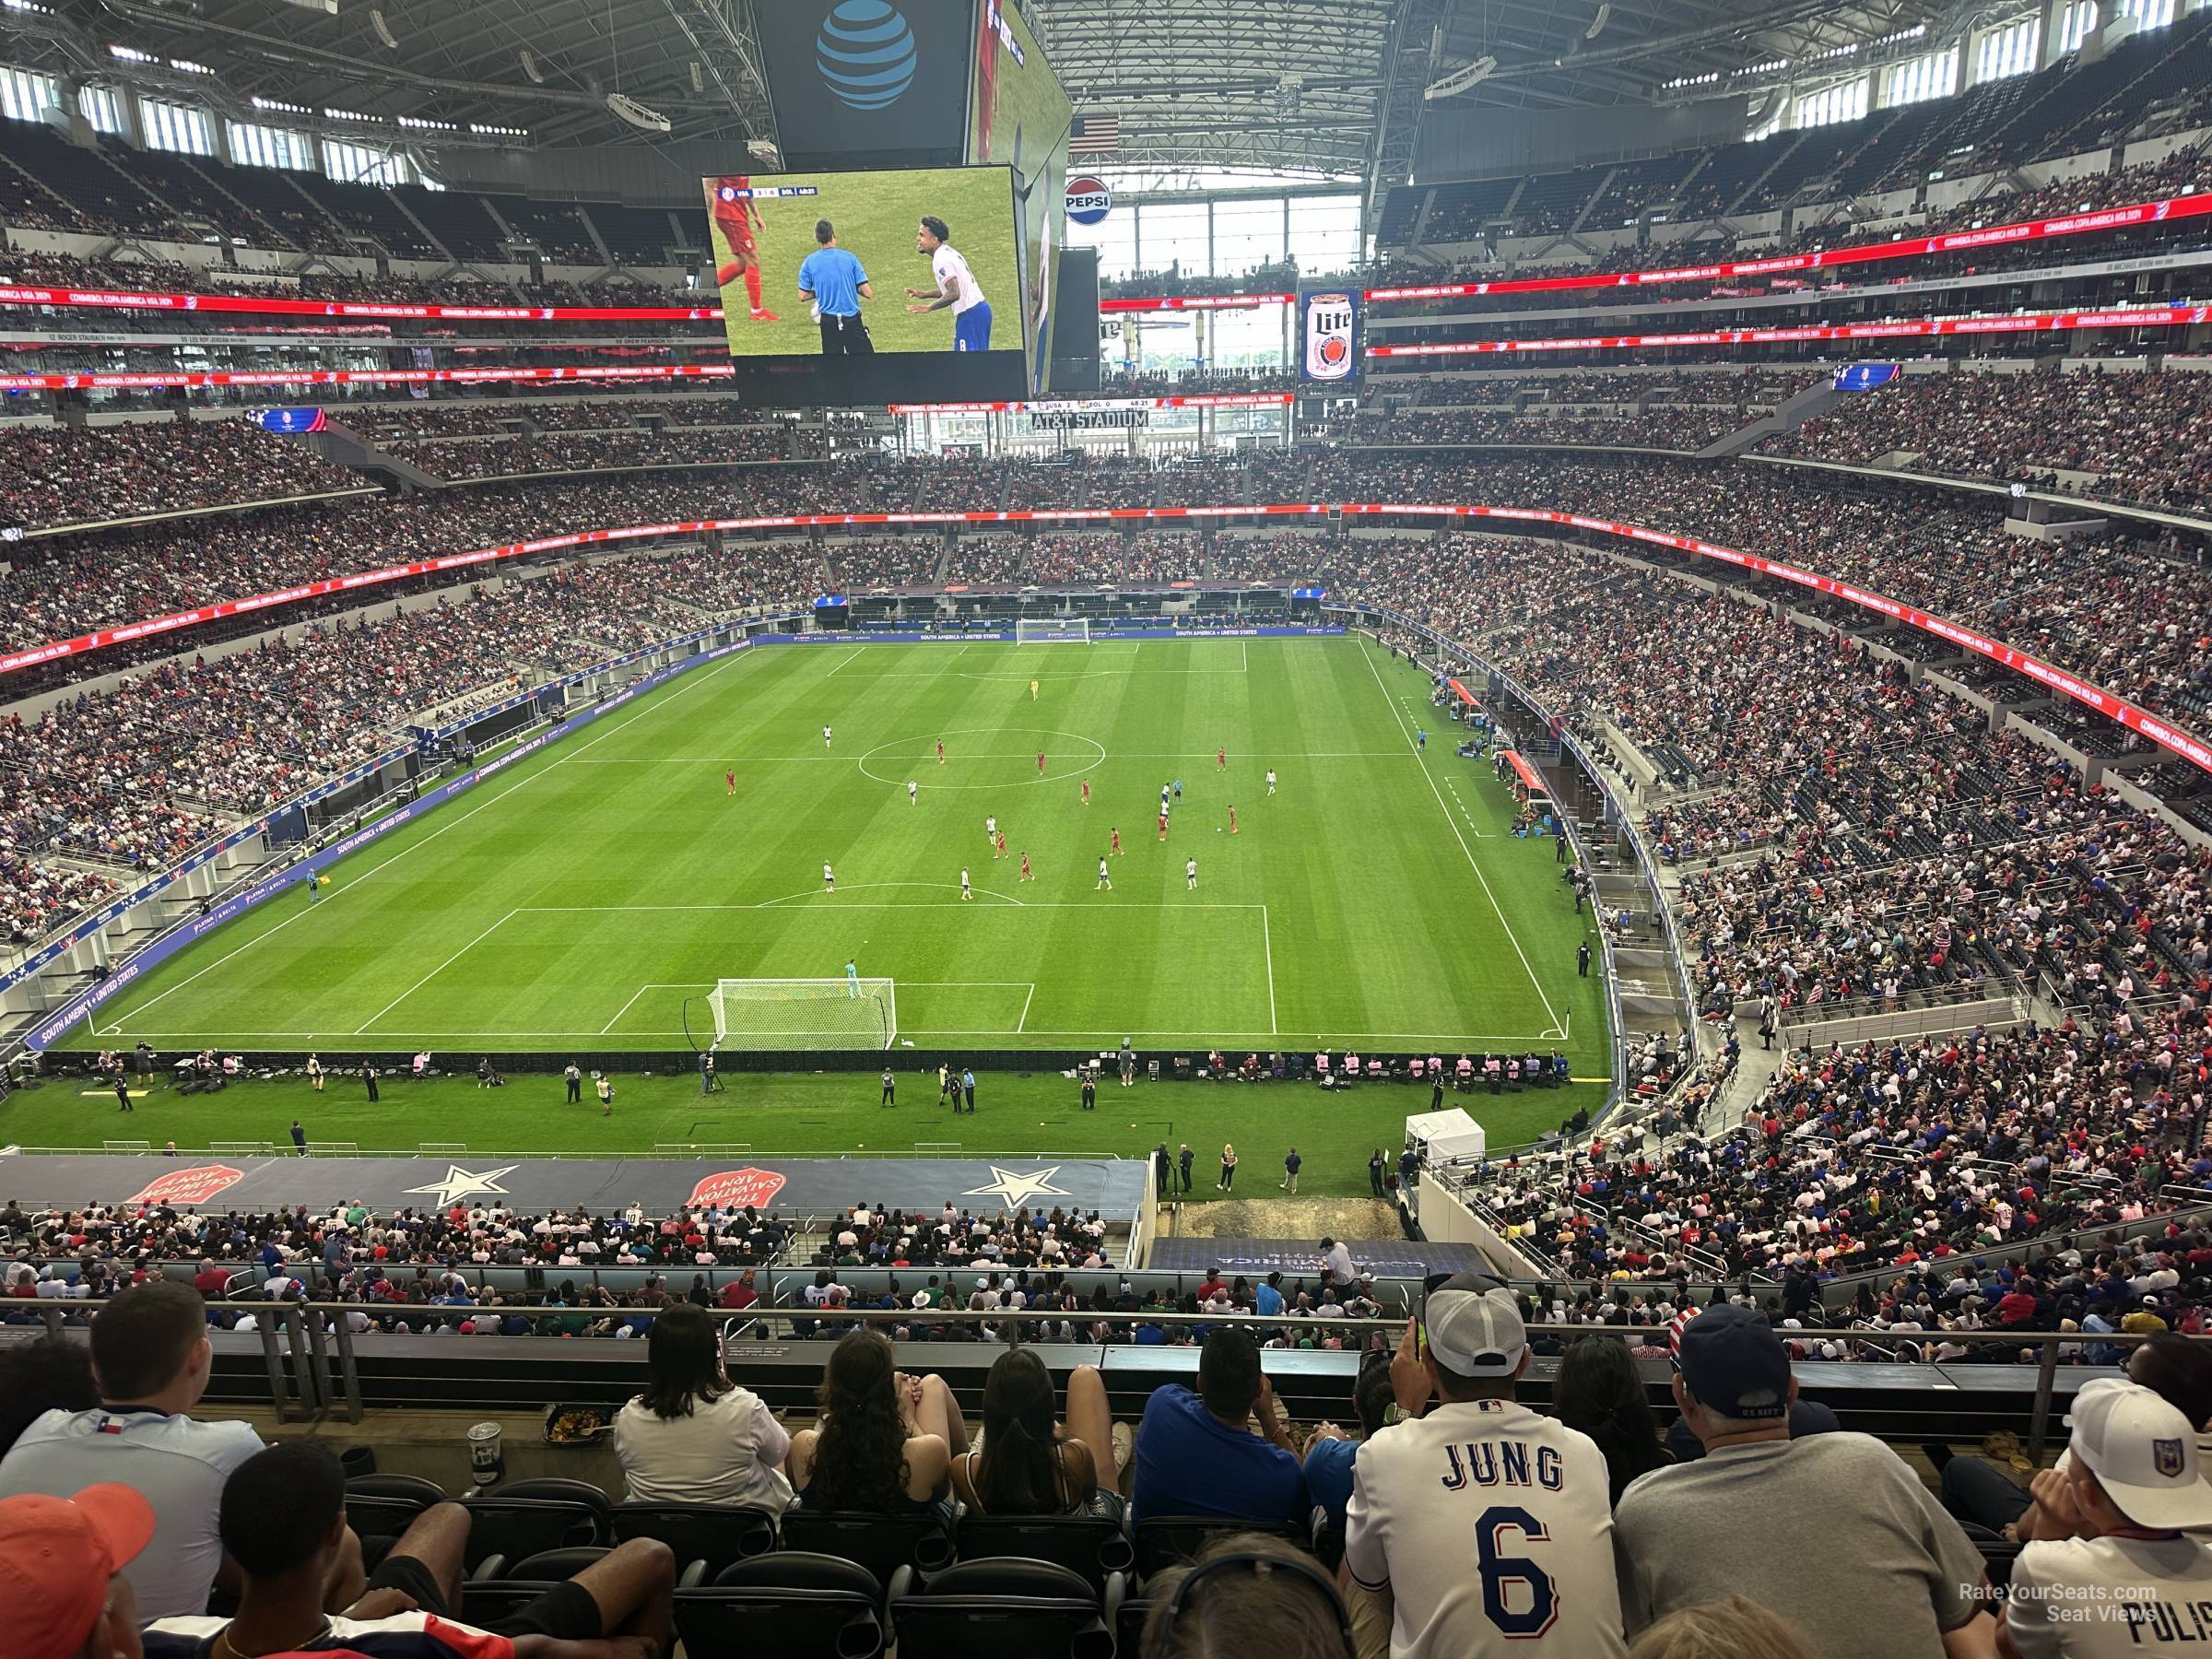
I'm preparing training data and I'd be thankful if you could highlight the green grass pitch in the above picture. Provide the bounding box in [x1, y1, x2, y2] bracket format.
[712, 165, 1020, 357]
[18, 638, 1614, 1184]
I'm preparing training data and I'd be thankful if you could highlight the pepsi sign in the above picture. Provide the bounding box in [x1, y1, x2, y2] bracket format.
[1065, 177, 1112, 227]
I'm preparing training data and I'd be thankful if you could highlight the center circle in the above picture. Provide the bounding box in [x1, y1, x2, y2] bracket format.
[856, 727, 1110, 790]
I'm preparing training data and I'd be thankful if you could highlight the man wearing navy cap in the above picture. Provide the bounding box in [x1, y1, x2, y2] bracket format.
[1614, 1303, 1995, 1659]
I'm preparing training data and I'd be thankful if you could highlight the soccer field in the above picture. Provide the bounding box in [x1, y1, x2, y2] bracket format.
[63, 635, 1609, 1067]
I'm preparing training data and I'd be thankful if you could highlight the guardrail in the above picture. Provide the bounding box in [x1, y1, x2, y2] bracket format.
[14, 1297, 2191, 1460]
[1334, 606, 1696, 1118]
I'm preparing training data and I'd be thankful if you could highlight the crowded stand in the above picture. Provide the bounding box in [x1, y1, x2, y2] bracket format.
[21, 12, 2212, 1659]
[0, 542, 818, 937]
[1383, 141, 2212, 312]
[1458, 1007, 2212, 1285]
[0, 420, 362, 530]
[1762, 363, 2212, 516]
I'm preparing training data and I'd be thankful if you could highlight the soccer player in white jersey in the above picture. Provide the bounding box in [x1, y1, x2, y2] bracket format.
[985, 813, 997, 843]
[1347, 1274, 1625, 1659]
[908, 780, 918, 805]
[1185, 856, 1198, 890]
[907, 216, 992, 351]
[1266, 768, 1277, 796]
[960, 867, 971, 900]
[822, 724, 832, 748]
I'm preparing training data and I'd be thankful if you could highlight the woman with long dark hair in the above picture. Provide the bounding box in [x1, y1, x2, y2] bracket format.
[786, 1328, 959, 1511]
[1554, 1334, 1668, 1507]
[611, 1300, 792, 1511]
[950, 1348, 1123, 1516]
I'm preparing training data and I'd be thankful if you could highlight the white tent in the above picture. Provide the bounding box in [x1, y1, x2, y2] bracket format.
[1404, 1106, 1486, 1169]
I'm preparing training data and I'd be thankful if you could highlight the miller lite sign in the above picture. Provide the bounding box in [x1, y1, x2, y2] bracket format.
[1065, 177, 1112, 228]
[1298, 287, 1362, 384]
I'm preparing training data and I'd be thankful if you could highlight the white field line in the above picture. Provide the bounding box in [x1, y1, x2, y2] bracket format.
[353, 910, 517, 1034]
[1358, 640, 1566, 1037]
[110, 646, 766, 1032]
[1262, 903, 1278, 1034]
[104, 1027, 1569, 1044]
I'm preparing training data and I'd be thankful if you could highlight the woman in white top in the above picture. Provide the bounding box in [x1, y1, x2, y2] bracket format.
[612, 1300, 793, 1512]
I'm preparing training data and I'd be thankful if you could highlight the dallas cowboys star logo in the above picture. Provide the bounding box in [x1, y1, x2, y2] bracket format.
[403, 1163, 519, 1206]
[962, 1165, 1073, 1209]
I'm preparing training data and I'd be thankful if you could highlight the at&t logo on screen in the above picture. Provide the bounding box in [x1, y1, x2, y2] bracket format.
[816, 0, 918, 111]
[1065, 177, 1112, 227]
[1302, 291, 1359, 382]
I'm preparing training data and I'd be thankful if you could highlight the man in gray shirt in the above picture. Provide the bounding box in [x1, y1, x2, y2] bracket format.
[1614, 1305, 1995, 1659]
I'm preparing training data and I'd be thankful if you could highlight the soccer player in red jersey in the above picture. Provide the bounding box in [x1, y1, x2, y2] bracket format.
[1111, 827, 1122, 855]
[995, 830, 1007, 860]
[1037, 750, 1046, 774]
[1080, 779, 1090, 806]
[724, 768, 735, 796]
[705, 177, 779, 322]
[1157, 811, 1169, 841]
[1018, 851, 1032, 882]
[936, 738, 946, 765]
[1217, 747, 1226, 772]
[1230, 805, 1239, 834]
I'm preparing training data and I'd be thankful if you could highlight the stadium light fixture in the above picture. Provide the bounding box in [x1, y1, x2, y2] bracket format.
[1422, 55, 1496, 100]
[605, 91, 670, 133]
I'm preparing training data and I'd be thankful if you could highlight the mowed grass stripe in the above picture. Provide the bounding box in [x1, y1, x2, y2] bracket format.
[69, 640, 1609, 1063]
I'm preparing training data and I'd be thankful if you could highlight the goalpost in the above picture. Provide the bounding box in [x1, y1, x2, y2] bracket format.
[708, 979, 897, 1050]
[1015, 618, 1093, 644]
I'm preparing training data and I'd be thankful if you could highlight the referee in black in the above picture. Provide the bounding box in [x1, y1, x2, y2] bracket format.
[797, 218, 874, 355]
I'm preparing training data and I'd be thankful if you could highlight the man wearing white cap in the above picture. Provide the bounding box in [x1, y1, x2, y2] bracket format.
[1345, 1272, 1625, 1657]
[2004, 1378, 2212, 1658]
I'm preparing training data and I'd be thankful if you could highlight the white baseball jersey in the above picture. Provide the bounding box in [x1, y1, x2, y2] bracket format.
[1346, 1397, 1625, 1659]
[932, 243, 983, 313]
[2007, 1535, 2212, 1658]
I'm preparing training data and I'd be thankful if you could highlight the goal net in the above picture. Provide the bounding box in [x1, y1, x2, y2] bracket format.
[1016, 618, 1092, 644]
[708, 979, 897, 1050]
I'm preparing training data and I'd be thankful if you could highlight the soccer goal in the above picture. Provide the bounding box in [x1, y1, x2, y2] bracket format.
[1016, 618, 1092, 644]
[708, 978, 897, 1050]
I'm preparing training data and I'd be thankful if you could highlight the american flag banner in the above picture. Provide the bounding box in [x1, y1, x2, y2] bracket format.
[1068, 113, 1121, 157]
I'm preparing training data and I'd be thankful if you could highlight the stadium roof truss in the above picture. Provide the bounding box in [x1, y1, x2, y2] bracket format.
[1428, 0, 2043, 111]
[1024, 0, 1401, 179]
[20, 0, 778, 147]
[7, 0, 2049, 193]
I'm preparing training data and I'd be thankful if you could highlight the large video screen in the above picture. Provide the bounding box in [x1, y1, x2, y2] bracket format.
[750, 0, 973, 170]
[703, 163, 1027, 405]
[968, 0, 1070, 395]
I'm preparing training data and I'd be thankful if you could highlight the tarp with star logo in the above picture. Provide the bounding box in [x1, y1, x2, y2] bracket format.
[30, 1152, 1147, 1219]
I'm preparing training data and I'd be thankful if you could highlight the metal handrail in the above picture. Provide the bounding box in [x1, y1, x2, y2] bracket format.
[23, 1297, 2201, 1460]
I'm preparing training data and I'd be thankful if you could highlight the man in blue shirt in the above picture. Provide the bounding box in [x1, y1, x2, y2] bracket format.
[798, 219, 873, 356]
[1131, 1327, 1307, 1525]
